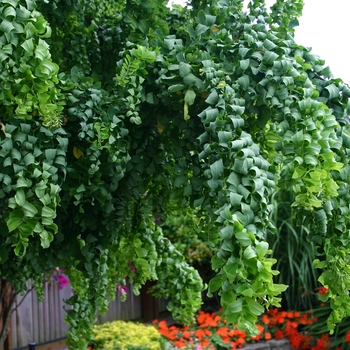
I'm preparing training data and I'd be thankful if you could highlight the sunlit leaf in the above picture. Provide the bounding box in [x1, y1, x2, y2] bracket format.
[73, 146, 84, 159]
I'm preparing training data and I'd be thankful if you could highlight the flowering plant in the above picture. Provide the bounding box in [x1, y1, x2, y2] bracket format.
[50, 268, 69, 289]
[90, 320, 165, 350]
[153, 307, 350, 350]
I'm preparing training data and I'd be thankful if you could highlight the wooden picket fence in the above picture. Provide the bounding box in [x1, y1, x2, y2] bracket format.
[3, 280, 166, 350]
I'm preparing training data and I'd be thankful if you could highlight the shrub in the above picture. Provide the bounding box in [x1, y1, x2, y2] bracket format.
[92, 320, 165, 350]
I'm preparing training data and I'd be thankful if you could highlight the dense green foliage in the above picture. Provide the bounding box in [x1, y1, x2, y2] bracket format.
[1, 0, 350, 348]
[92, 320, 164, 350]
[267, 193, 320, 311]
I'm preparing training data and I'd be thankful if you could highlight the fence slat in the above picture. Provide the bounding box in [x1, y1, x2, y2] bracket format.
[11, 281, 144, 349]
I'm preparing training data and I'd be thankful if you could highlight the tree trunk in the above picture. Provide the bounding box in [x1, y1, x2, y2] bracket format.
[0, 280, 16, 350]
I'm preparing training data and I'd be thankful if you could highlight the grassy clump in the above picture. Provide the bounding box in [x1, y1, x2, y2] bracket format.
[92, 320, 165, 350]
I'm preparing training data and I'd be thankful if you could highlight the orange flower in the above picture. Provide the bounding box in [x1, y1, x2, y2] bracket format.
[261, 314, 270, 325]
[197, 311, 207, 325]
[174, 340, 186, 348]
[182, 330, 191, 339]
[204, 328, 212, 337]
[222, 336, 231, 343]
[158, 320, 168, 330]
[264, 332, 272, 340]
[236, 337, 245, 346]
[216, 327, 229, 337]
[274, 329, 284, 340]
[286, 311, 294, 319]
[195, 328, 206, 340]
[201, 339, 211, 347]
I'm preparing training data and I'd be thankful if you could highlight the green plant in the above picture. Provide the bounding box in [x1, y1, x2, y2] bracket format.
[91, 320, 165, 350]
[1, 0, 350, 348]
[305, 301, 350, 349]
[267, 192, 320, 311]
[161, 207, 213, 266]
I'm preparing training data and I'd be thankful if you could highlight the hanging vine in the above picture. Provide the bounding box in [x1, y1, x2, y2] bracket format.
[0, 0, 349, 348]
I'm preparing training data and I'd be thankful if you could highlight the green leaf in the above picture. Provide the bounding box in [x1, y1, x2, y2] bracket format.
[208, 276, 222, 295]
[21, 38, 34, 53]
[240, 59, 250, 71]
[229, 298, 243, 313]
[40, 230, 53, 248]
[289, 18, 299, 28]
[263, 51, 279, 64]
[179, 62, 191, 78]
[0, 19, 14, 33]
[207, 179, 219, 190]
[19, 219, 37, 235]
[205, 90, 219, 105]
[218, 131, 233, 145]
[256, 241, 269, 259]
[245, 297, 264, 316]
[22, 201, 38, 217]
[183, 73, 197, 87]
[227, 172, 240, 187]
[263, 39, 277, 50]
[3, 5, 16, 18]
[325, 84, 340, 99]
[244, 245, 257, 259]
[168, 84, 186, 93]
[219, 225, 233, 239]
[184, 88, 196, 106]
[196, 23, 209, 36]
[174, 175, 187, 187]
[223, 263, 238, 282]
[237, 75, 250, 89]
[42, 206, 56, 218]
[211, 254, 224, 269]
[210, 159, 223, 179]
[230, 192, 243, 206]
[313, 259, 327, 269]
[45, 149, 57, 162]
[235, 231, 252, 247]
[197, 10, 206, 24]
[15, 189, 26, 207]
[7, 210, 24, 232]
[164, 37, 176, 50]
[35, 42, 49, 61]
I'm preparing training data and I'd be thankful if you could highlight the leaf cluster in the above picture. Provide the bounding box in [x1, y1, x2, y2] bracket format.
[1, 0, 350, 348]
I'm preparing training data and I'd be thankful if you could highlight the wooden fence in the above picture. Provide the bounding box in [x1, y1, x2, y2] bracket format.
[4, 279, 166, 350]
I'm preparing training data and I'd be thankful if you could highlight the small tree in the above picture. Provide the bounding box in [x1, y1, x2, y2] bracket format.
[0, 0, 349, 348]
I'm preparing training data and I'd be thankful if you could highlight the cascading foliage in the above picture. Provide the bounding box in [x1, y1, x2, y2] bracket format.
[0, 0, 350, 348]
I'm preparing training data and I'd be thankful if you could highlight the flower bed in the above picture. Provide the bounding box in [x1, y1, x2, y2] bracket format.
[88, 306, 350, 350]
[152, 308, 350, 350]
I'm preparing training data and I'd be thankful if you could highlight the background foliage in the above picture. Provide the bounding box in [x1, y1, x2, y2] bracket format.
[1, 0, 350, 348]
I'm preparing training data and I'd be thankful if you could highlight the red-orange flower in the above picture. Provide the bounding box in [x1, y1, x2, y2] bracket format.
[182, 330, 191, 339]
[264, 332, 272, 340]
[216, 327, 229, 337]
[195, 328, 206, 340]
[318, 287, 328, 295]
[261, 314, 270, 325]
[274, 329, 284, 340]
[174, 340, 186, 348]
[345, 330, 350, 343]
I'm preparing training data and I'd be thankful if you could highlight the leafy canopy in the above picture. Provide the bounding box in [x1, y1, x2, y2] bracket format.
[1, 0, 350, 348]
